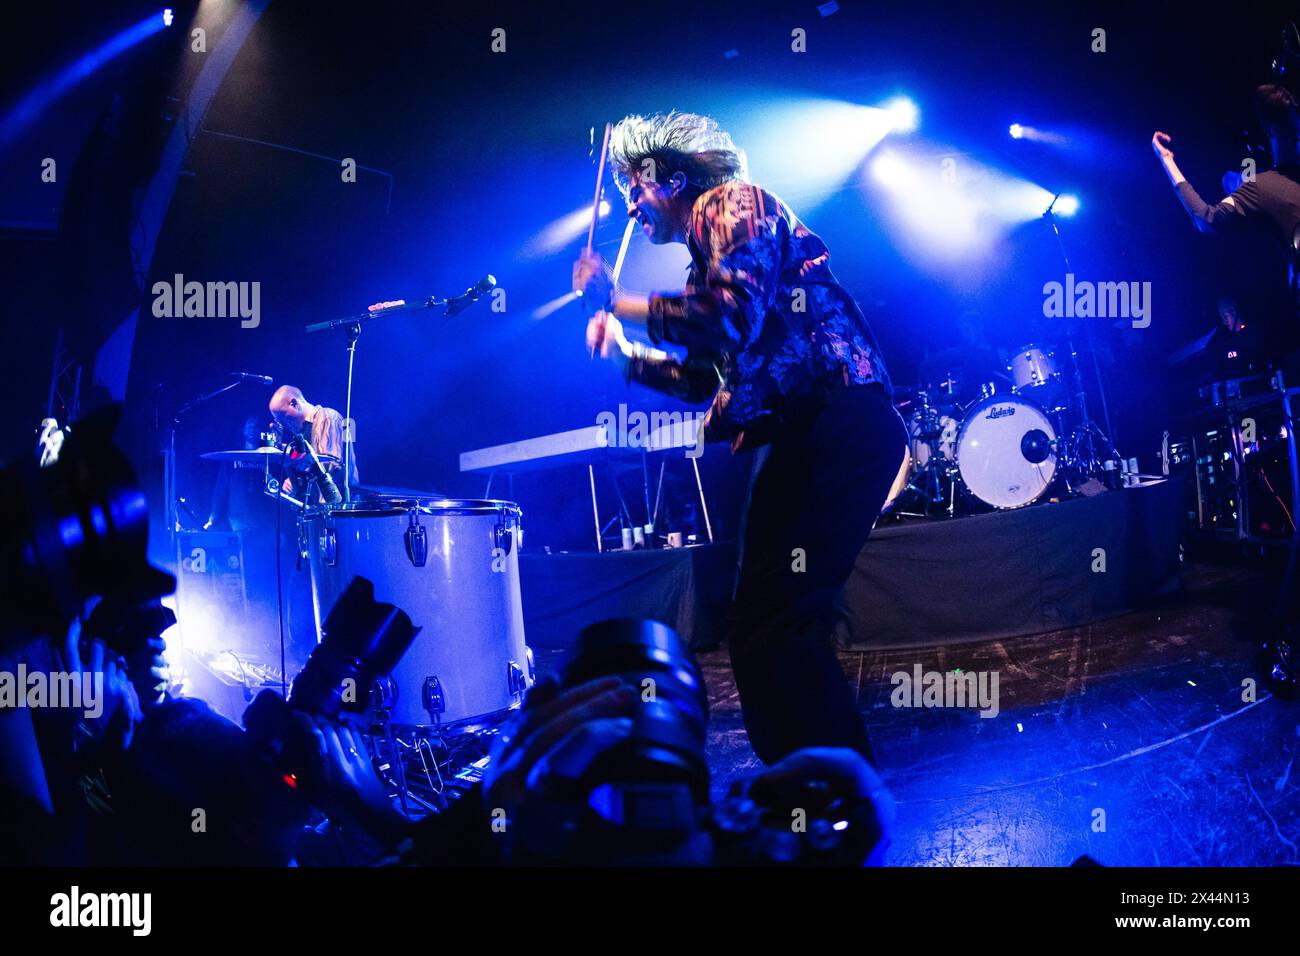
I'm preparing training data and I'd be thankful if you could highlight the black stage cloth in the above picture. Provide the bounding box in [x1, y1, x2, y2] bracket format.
[519, 480, 1184, 652]
[835, 478, 1185, 648]
[519, 543, 738, 651]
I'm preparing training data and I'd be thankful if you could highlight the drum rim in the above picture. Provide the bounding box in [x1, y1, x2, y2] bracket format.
[1010, 344, 1058, 381]
[306, 497, 523, 518]
[954, 393, 1058, 510]
[1011, 342, 1053, 357]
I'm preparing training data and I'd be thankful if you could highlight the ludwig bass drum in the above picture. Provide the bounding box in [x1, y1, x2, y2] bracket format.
[956, 395, 1058, 510]
[305, 498, 531, 728]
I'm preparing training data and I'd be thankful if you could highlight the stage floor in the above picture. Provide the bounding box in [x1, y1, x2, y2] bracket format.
[538, 560, 1298, 866]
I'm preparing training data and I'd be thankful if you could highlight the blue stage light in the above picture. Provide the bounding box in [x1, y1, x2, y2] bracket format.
[1054, 194, 1079, 216]
[870, 151, 914, 189]
[731, 98, 896, 208]
[0, 13, 169, 149]
[866, 146, 1078, 263]
[882, 96, 919, 133]
[163, 8, 174, 27]
[1005, 123, 1068, 147]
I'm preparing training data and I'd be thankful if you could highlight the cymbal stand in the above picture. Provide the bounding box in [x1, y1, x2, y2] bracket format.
[1042, 200, 1121, 482]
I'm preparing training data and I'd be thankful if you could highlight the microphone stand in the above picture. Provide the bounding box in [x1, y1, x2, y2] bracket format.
[165, 376, 252, 547]
[1041, 198, 1121, 481]
[304, 283, 493, 504]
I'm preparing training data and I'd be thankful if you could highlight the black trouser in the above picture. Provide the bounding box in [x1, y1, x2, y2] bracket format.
[727, 383, 907, 766]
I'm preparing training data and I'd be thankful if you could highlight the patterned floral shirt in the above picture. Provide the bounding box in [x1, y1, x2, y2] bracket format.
[627, 181, 891, 447]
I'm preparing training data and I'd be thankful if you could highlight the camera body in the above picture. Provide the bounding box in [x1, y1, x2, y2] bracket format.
[710, 768, 886, 866]
[509, 618, 886, 866]
[508, 619, 713, 864]
[0, 407, 173, 644]
[243, 576, 418, 781]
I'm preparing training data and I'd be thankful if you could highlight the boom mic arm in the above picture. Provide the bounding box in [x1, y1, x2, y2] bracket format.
[444, 274, 497, 318]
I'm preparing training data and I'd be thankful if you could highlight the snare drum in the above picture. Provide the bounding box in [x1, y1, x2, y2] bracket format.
[305, 498, 531, 727]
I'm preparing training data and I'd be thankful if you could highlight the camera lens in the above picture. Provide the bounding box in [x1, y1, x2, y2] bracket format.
[562, 618, 710, 795]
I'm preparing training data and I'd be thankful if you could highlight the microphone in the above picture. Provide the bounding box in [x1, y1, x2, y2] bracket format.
[230, 372, 274, 385]
[444, 274, 497, 318]
[288, 435, 343, 505]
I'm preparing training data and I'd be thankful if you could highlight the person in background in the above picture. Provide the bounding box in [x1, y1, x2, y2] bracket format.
[206, 415, 276, 532]
[268, 384, 359, 498]
[1154, 85, 1300, 689]
[1153, 84, 1300, 361]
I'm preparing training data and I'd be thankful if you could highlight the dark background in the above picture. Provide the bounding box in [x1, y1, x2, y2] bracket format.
[2, 0, 1297, 552]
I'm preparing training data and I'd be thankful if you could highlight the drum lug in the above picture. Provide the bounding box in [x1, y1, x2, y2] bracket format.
[405, 511, 427, 567]
[372, 676, 397, 712]
[321, 526, 337, 567]
[494, 518, 514, 555]
[422, 676, 445, 718]
[508, 660, 527, 699]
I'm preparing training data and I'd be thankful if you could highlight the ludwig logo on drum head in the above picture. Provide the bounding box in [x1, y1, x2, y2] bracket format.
[987, 405, 1017, 420]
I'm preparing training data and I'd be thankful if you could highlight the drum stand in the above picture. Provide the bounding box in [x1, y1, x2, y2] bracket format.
[368, 705, 444, 816]
[365, 708, 505, 819]
[896, 390, 961, 518]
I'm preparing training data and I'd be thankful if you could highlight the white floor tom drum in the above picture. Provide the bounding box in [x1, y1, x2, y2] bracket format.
[305, 498, 530, 727]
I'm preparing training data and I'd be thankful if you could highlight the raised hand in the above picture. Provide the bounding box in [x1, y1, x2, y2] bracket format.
[1151, 131, 1175, 162]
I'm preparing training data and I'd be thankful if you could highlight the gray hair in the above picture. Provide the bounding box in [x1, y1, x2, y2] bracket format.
[608, 112, 748, 200]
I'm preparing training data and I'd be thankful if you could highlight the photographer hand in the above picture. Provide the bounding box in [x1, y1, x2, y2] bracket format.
[289, 713, 410, 847]
[82, 598, 175, 711]
[124, 636, 170, 710]
[748, 747, 895, 866]
[483, 676, 639, 826]
[60, 620, 143, 753]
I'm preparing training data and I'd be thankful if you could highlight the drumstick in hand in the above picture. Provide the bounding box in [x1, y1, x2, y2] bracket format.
[592, 218, 637, 358]
[586, 123, 613, 358]
[587, 123, 612, 256]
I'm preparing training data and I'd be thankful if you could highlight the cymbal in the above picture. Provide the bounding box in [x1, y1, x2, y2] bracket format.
[202, 447, 283, 462]
[203, 447, 340, 465]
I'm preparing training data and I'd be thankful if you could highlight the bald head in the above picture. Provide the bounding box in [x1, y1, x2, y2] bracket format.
[269, 385, 314, 434]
